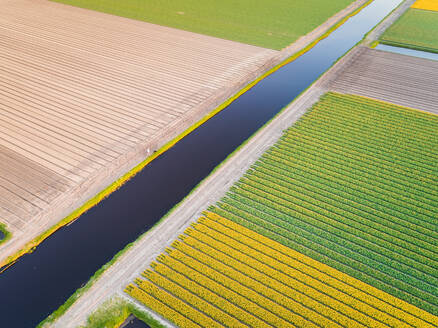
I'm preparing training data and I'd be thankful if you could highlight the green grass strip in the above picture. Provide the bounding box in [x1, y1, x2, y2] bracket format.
[79, 297, 165, 328]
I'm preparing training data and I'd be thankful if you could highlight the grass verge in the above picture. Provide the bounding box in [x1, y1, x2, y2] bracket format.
[78, 297, 165, 328]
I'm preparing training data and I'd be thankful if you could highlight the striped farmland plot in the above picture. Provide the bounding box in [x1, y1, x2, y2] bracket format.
[127, 92, 438, 326]
[126, 214, 437, 327]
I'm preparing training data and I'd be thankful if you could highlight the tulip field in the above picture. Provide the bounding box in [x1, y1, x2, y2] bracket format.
[381, 4, 438, 53]
[50, 0, 355, 50]
[412, 0, 438, 11]
[126, 93, 438, 327]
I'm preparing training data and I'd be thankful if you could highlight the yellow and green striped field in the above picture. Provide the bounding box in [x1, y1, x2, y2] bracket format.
[126, 93, 438, 327]
[126, 214, 437, 327]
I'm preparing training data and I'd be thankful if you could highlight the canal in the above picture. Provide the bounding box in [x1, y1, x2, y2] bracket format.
[0, 0, 402, 326]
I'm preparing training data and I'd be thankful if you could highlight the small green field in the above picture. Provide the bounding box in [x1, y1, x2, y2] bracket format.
[381, 8, 438, 53]
[51, 0, 354, 50]
[211, 92, 438, 315]
[0, 223, 10, 245]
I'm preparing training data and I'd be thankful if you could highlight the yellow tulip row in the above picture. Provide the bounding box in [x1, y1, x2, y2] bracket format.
[135, 277, 220, 328]
[175, 234, 319, 327]
[156, 254, 272, 327]
[205, 212, 438, 327]
[124, 284, 201, 328]
[184, 225, 351, 327]
[166, 246, 292, 327]
[200, 216, 407, 325]
[198, 216, 419, 327]
[150, 260, 267, 327]
[142, 269, 245, 328]
[192, 220, 391, 328]
[125, 210, 438, 328]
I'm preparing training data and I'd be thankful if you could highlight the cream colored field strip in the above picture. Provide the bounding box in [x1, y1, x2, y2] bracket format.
[412, 0, 438, 11]
[0, 0, 276, 236]
[128, 213, 438, 328]
[330, 48, 438, 114]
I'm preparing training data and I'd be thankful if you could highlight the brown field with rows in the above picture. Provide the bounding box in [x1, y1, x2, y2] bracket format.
[0, 0, 277, 263]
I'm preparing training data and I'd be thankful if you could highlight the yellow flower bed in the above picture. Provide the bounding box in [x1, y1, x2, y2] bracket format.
[150, 261, 266, 327]
[169, 244, 294, 327]
[412, 0, 438, 11]
[193, 220, 396, 327]
[126, 212, 438, 328]
[136, 276, 226, 328]
[206, 212, 438, 327]
[134, 278, 220, 328]
[125, 285, 200, 327]
[184, 226, 349, 327]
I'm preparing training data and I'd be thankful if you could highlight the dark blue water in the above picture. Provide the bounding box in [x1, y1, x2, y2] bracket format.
[0, 0, 402, 327]
[377, 43, 438, 61]
[122, 316, 150, 328]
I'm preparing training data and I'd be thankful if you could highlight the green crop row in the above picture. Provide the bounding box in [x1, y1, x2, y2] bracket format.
[241, 172, 438, 274]
[224, 187, 437, 298]
[285, 119, 438, 180]
[278, 132, 438, 200]
[211, 204, 438, 316]
[262, 152, 436, 229]
[273, 139, 437, 209]
[256, 157, 437, 244]
[290, 112, 438, 169]
[288, 114, 438, 175]
[247, 167, 437, 263]
[274, 139, 437, 208]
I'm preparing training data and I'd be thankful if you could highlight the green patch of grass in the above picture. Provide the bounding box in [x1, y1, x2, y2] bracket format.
[0, 223, 11, 246]
[78, 297, 165, 328]
[211, 92, 438, 315]
[381, 8, 438, 53]
[51, 0, 354, 50]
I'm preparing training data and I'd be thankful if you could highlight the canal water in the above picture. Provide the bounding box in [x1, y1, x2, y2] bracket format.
[121, 316, 150, 328]
[0, 0, 402, 326]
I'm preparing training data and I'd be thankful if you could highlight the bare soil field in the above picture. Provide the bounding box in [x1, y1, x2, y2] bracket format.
[330, 47, 438, 114]
[0, 0, 277, 263]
